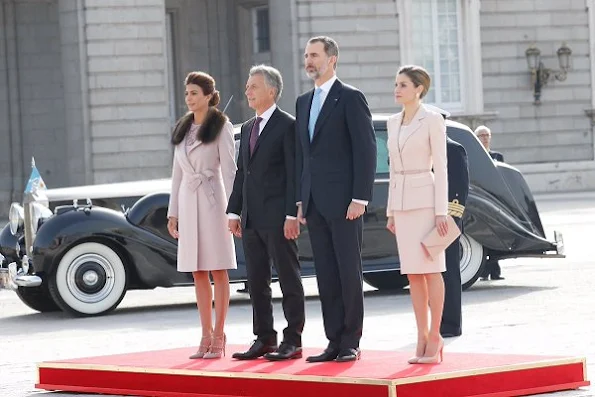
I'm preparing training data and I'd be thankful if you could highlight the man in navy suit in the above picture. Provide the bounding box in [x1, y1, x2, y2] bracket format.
[295, 36, 377, 362]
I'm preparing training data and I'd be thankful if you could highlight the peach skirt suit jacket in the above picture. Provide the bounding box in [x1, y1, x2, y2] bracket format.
[386, 104, 448, 274]
[167, 119, 238, 273]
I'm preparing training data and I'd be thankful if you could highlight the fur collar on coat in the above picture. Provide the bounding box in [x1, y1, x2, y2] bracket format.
[171, 107, 227, 145]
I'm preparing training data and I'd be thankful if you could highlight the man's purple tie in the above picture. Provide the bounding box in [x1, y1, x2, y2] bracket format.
[249, 117, 263, 156]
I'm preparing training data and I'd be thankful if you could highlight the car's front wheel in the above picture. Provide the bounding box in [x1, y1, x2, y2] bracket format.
[16, 284, 60, 313]
[460, 234, 486, 290]
[48, 242, 128, 316]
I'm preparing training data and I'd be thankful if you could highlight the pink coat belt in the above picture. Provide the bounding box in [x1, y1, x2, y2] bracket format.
[184, 169, 216, 205]
[394, 169, 430, 175]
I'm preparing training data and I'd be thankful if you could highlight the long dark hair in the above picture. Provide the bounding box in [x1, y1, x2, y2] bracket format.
[171, 72, 226, 145]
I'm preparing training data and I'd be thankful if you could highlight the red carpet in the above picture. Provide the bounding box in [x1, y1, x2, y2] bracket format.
[36, 345, 589, 397]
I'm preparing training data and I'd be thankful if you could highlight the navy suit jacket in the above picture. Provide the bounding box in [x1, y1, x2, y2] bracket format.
[295, 79, 377, 219]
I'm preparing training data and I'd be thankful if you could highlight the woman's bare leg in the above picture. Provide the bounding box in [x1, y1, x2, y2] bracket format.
[192, 271, 213, 337]
[210, 270, 230, 336]
[424, 272, 445, 356]
[407, 273, 429, 356]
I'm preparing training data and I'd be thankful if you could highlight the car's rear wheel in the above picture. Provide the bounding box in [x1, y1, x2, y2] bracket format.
[16, 284, 60, 313]
[48, 242, 128, 316]
[364, 271, 409, 291]
[460, 234, 486, 290]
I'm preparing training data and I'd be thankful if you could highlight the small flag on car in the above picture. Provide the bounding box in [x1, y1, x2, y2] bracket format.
[24, 157, 48, 206]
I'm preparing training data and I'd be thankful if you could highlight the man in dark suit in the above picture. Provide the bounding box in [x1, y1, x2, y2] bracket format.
[296, 36, 377, 363]
[440, 136, 470, 338]
[227, 65, 305, 361]
[475, 125, 505, 281]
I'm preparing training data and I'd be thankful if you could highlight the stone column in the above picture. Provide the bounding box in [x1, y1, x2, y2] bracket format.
[269, 0, 299, 112]
[58, 0, 91, 186]
[0, 1, 24, 212]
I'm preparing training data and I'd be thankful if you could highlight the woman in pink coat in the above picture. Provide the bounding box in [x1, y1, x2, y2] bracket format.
[167, 71, 237, 359]
[386, 65, 449, 364]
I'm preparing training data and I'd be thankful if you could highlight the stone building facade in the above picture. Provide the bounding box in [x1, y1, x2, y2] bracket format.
[1, 0, 594, 213]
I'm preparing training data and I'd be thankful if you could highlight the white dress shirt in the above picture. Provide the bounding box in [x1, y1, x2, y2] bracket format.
[255, 103, 277, 134]
[315, 75, 338, 110]
[228, 103, 297, 221]
[299, 75, 369, 207]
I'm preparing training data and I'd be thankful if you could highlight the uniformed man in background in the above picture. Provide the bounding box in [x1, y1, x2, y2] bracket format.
[440, 136, 470, 338]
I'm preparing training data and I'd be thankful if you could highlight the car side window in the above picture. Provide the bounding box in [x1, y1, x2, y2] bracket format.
[375, 129, 389, 175]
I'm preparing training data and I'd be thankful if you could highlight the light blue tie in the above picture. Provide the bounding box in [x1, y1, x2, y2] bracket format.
[308, 88, 322, 141]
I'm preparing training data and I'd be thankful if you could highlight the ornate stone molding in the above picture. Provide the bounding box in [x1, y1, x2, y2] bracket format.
[449, 111, 499, 131]
[584, 109, 595, 126]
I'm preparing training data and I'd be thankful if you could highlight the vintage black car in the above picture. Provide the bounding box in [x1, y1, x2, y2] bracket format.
[0, 115, 564, 316]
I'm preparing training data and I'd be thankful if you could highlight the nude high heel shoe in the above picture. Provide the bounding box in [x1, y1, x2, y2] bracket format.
[417, 338, 444, 364]
[189, 334, 212, 359]
[203, 333, 226, 359]
[408, 339, 427, 364]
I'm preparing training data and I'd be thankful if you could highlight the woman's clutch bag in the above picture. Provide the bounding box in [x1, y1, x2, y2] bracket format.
[421, 216, 461, 260]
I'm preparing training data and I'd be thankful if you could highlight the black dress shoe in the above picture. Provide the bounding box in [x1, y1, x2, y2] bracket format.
[335, 348, 361, 362]
[306, 347, 340, 363]
[232, 340, 276, 360]
[264, 342, 302, 361]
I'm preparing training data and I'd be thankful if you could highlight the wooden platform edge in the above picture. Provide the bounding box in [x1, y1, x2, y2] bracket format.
[37, 356, 587, 387]
[37, 362, 393, 386]
[34, 384, 244, 397]
[389, 356, 588, 386]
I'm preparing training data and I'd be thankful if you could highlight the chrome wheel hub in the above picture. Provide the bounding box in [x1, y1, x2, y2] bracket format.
[66, 253, 115, 303]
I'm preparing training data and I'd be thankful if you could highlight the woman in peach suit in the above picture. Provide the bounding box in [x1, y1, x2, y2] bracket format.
[386, 65, 448, 364]
[167, 72, 237, 359]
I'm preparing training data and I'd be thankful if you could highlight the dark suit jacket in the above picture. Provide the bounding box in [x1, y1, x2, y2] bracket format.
[296, 79, 377, 218]
[446, 137, 469, 220]
[489, 150, 504, 162]
[227, 107, 297, 229]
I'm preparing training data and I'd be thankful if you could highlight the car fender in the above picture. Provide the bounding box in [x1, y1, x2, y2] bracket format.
[32, 206, 187, 289]
[0, 223, 19, 264]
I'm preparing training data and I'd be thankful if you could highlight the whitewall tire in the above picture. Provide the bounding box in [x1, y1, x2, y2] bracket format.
[49, 242, 128, 316]
[459, 234, 486, 290]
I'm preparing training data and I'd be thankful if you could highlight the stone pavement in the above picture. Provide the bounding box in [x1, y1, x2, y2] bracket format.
[0, 192, 594, 396]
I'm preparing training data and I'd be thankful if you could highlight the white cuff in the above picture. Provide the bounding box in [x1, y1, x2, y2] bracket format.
[227, 213, 241, 220]
[352, 198, 368, 206]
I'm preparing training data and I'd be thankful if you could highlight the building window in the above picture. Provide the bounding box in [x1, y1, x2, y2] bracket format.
[252, 6, 270, 53]
[411, 0, 463, 108]
[398, 0, 483, 114]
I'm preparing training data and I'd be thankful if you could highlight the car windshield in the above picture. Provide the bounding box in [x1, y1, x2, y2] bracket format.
[375, 128, 389, 175]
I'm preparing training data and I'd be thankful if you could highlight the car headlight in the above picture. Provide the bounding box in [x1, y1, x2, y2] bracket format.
[9, 203, 24, 236]
[31, 202, 53, 233]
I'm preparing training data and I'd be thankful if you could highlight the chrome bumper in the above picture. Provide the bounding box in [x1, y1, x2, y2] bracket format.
[0, 255, 42, 291]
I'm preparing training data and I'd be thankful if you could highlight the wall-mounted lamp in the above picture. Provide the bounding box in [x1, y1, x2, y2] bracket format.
[525, 43, 572, 105]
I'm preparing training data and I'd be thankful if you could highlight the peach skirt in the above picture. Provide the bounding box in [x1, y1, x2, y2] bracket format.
[392, 208, 446, 275]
